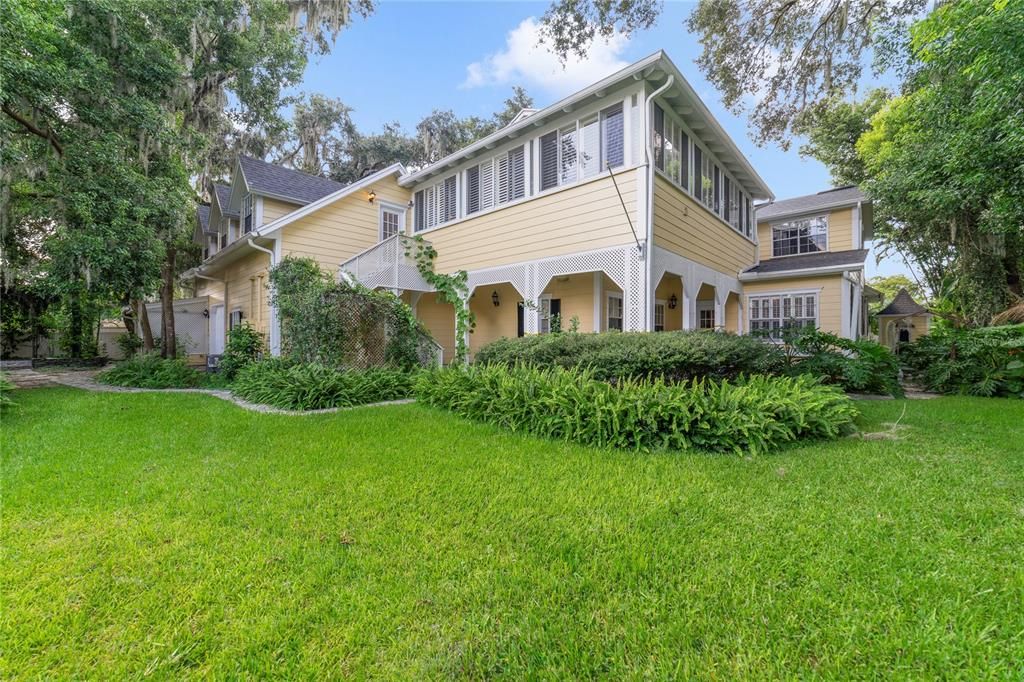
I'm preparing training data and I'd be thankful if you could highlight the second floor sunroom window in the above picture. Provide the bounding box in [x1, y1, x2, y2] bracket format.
[414, 175, 458, 232]
[464, 145, 525, 217]
[538, 103, 624, 192]
[772, 216, 828, 257]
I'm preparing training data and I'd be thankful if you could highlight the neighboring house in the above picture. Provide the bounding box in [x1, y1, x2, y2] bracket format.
[185, 50, 873, 362]
[744, 185, 875, 341]
[877, 288, 932, 350]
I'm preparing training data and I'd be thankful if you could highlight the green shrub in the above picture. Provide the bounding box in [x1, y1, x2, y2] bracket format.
[783, 327, 903, 397]
[415, 364, 857, 455]
[0, 373, 16, 411]
[97, 353, 204, 389]
[901, 324, 1024, 397]
[114, 332, 143, 358]
[218, 323, 265, 379]
[474, 331, 785, 383]
[231, 359, 416, 410]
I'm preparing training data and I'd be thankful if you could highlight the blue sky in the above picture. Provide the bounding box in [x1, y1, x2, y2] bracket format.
[298, 1, 911, 279]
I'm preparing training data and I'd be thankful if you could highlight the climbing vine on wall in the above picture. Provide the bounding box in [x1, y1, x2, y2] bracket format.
[406, 235, 476, 363]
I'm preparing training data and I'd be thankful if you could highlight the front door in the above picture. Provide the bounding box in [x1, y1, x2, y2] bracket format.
[209, 304, 225, 355]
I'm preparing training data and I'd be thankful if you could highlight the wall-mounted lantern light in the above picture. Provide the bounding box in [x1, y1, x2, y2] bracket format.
[202, 308, 210, 318]
[367, 190, 376, 204]
[668, 294, 678, 309]
[491, 290, 500, 307]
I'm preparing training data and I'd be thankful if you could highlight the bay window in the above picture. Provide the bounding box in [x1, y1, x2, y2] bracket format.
[771, 216, 828, 256]
[749, 292, 818, 340]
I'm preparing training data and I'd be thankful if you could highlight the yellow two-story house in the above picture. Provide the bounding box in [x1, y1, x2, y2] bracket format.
[188, 51, 872, 362]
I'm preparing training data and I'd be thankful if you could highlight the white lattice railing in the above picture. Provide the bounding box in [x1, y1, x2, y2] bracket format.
[340, 235, 434, 292]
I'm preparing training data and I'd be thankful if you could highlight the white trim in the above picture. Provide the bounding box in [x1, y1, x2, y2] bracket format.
[654, 170, 757, 245]
[756, 199, 864, 224]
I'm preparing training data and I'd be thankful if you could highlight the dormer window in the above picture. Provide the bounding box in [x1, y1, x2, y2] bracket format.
[772, 216, 828, 257]
[242, 194, 253, 233]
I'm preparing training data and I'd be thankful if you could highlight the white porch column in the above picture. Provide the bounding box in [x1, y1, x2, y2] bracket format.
[681, 277, 694, 330]
[523, 263, 541, 334]
[593, 272, 603, 332]
[714, 288, 728, 332]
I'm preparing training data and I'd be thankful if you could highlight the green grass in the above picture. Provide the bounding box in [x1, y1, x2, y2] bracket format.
[3, 389, 1023, 678]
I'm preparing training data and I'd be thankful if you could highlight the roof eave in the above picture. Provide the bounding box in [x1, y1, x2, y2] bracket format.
[738, 262, 864, 281]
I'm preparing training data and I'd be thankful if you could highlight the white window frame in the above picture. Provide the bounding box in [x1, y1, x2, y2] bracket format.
[378, 202, 405, 241]
[747, 289, 820, 342]
[606, 292, 624, 331]
[242, 194, 254, 234]
[654, 299, 666, 332]
[538, 294, 553, 335]
[697, 301, 716, 330]
[771, 215, 830, 258]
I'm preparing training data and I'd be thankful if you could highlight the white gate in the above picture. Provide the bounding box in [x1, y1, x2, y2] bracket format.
[138, 297, 210, 356]
[209, 305, 225, 355]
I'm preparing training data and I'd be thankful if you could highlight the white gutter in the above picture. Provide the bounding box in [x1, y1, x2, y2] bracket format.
[643, 75, 675, 332]
[245, 238, 275, 264]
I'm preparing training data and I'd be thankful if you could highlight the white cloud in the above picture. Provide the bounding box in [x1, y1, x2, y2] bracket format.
[461, 18, 630, 98]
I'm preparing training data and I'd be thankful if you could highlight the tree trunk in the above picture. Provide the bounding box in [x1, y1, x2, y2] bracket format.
[68, 287, 83, 359]
[160, 247, 176, 358]
[135, 298, 155, 352]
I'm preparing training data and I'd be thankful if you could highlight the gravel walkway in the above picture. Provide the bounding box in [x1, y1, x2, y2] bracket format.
[4, 367, 414, 415]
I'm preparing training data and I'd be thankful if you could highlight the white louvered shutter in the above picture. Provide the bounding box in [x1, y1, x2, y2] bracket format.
[480, 158, 494, 210]
[496, 153, 510, 205]
[443, 176, 457, 222]
[509, 146, 525, 201]
[560, 128, 578, 185]
[602, 103, 624, 170]
[466, 166, 480, 214]
[580, 117, 600, 179]
[539, 132, 558, 191]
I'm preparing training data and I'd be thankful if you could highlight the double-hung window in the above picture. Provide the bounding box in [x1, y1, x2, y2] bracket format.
[607, 293, 624, 331]
[465, 145, 525, 216]
[242, 194, 253, 233]
[749, 293, 818, 340]
[771, 216, 828, 256]
[654, 302, 666, 332]
[414, 174, 459, 232]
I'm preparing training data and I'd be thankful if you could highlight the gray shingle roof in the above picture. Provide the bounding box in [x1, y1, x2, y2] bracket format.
[743, 249, 868, 274]
[877, 288, 928, 316]
[239, 155, 347, 206]
[214, 183, 237, 217]
[197, 204, 211, 232]
[756, 186, 866, 222]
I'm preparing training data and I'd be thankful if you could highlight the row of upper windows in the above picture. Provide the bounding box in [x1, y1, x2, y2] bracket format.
[652, 102, 755, 241]
[413, 101, 628, 233]
[770, 215, 828, 257]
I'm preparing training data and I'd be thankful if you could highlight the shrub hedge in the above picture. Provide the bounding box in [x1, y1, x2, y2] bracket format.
[783, 328, 903, 397]
[474, 331, 785, 383]
[97, 353, 204, 389]
[415, 364, 857, 454]
[231, 359, 415, 410]
[218, 323, 265, 380]
[901, 323, 1024, 397]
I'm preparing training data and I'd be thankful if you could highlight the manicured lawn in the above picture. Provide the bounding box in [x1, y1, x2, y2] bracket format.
[3, 388, 1023, 678]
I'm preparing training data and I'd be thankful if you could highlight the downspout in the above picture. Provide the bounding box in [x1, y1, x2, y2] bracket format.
[643, 74, 674, 332]
[245, 239, 279, 354]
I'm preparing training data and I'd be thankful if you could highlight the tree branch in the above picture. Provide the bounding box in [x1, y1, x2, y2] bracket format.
[2, 104, 63, 156]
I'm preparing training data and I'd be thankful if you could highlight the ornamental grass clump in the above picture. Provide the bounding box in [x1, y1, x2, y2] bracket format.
[231, 359, 415, 411]
[415, 364, 857, 455]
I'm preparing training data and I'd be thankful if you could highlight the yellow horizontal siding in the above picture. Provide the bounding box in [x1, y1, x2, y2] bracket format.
[429, 170, 638, 273]
[262, 198, 300, 225]
[653, 175, 756, 276]
[281, 176, 410, 274]
[198, 249, 273, 339]
[742, 274, 843, 335]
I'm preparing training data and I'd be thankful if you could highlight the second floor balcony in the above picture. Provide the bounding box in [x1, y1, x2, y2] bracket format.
[340, 234, 434, 292]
